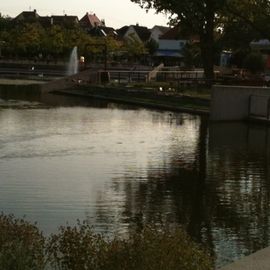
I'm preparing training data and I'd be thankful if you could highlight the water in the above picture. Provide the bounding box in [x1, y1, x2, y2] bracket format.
[67, 46, 78, 76]
[0, 89, 270, 268]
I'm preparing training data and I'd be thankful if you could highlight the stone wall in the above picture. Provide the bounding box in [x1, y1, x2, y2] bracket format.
[210, 85, 270, 121]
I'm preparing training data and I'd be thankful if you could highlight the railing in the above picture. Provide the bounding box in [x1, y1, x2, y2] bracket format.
[107, 70, 216, 87]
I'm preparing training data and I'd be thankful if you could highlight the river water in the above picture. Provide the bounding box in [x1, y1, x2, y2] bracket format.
[0, 87, 270, 268]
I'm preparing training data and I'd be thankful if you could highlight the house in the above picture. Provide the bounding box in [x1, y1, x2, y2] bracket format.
[80, 12, 104, 31]
[50, 15, 79, 28]
[88, 26, 118, 38]
[13, 10, 79, 28]
[117, 24, 151, 44]
[150, 25, 170, 43]
[154, 26, 189, 65]
[38, 16, 52, 28]
[13, 9, 40, 23]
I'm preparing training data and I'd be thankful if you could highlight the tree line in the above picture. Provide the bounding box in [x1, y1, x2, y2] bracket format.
[0, 16, 151, 64]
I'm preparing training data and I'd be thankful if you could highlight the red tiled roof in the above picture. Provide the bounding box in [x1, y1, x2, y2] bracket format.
[80, 13, 102, 28]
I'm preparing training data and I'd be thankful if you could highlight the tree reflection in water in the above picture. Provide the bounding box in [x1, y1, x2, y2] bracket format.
[92, 117, 270, 268]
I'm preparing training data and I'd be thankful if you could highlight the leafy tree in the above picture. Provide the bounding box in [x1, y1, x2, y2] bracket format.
[13, 23, 45, 57]
[243, 52, 265, 74]
[131, 0, 270, 84]
[124, 33, 147, 61]
[217, 0, 270, 68]
[131, 0, 227, 82]
[183, 42, 202, 69]
[42, 25, 65, 57]
[146, 38, 159, 56]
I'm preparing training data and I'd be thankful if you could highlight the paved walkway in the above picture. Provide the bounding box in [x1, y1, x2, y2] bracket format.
[219, 247, 270, 270]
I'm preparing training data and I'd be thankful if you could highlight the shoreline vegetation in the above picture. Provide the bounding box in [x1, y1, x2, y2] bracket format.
[0, 214, 213, 270]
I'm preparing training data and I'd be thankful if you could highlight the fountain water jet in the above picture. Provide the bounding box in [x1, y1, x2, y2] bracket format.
[67, 46, 78, 76]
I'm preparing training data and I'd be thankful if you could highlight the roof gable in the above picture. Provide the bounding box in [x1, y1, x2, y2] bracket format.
[152, 25, 170, 34]
[80, 13, 103, 28]
[117, 26, 129, 38]
[132, 25, 151, 42]
[159, 27, 181, 40]
[14, 10, 40, 22]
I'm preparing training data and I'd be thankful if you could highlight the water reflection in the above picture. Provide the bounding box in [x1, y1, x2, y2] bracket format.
[0, 87, 270, 268]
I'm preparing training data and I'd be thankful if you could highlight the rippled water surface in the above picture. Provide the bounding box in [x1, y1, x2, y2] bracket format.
[0, 89, 270, 268]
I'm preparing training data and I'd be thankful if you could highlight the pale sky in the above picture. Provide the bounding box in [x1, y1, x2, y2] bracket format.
[1, 0, 169, 29]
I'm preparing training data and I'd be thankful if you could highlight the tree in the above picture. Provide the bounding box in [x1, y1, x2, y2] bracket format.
[123, 33, 148, 61]
[13, 23, 45, 57]
[217, 0, 270, 68]
[42, 25, 65, 57]
[131, 0, 227, 83]
[182, 42, 202, 69]
[131, 0, 270, 84]
[146, 38, 159, 56]
[243, 52, 265, 74]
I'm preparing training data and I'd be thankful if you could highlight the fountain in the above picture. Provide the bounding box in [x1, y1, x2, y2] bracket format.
[67, 46, 78, 76]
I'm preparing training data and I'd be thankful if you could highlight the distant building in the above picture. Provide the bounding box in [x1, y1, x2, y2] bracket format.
[50, 15, 79, 28]
[88, 26, 118, 38]
[117, 24, 151, 44]
[150, 25, 170, 43]
[80, 12, 104, 31]
[13, 10, 79, 28]
[154, 26, 199, 65]
[13, 9, 40, 23]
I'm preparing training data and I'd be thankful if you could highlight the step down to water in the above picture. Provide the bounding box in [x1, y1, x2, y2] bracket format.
[249, 116, 270, 124]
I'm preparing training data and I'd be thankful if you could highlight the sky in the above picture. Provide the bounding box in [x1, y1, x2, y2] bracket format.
[1, 0, 169, 29]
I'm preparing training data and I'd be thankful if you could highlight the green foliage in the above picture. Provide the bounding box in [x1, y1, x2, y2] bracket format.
[0, 214, 45, 270]
[146, 38, 158, 56]
[0, 214, 213, 270]
[124, 33, 148, 58]
[243, 52, 265, 74]
[14, 23, 45, 56]
[183, 43, 202, 68]
[47, 222, 213, 270]
[0, 21, 123, 61]
[131, 0, 270, 80]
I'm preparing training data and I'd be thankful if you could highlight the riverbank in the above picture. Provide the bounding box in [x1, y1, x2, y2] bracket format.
[52, 85, 210, 115]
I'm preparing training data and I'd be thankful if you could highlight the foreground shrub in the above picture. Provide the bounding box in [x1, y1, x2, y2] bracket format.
[47, 222, 213, 270]
[0, 214, 213, 270]
[0, 214, 45, 270]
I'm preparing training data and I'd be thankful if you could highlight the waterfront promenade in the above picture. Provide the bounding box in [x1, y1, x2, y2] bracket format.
[220, 247, 270, 270]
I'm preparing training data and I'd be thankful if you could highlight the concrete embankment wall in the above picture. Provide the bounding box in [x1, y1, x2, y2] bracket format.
[40, 69, 98, 93]
[210, 85, 270, 121]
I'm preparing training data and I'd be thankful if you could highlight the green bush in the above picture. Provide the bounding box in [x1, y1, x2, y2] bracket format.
[0, 214, 45, 270]
[47, 222, 213, 270]
[0, 214, 214, 270]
